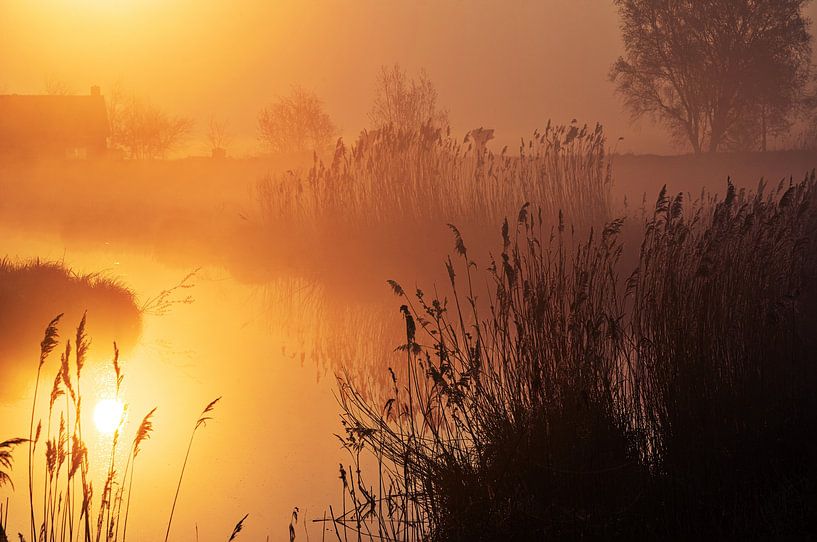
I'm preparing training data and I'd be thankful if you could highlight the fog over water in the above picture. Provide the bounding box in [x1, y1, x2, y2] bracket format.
[7, 0, 817, 155]
[2, 1, 817, 540]
[0, 225, 348, 539]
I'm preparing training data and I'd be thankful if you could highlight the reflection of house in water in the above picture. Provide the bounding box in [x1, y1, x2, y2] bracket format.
[0, 86, 108, 159]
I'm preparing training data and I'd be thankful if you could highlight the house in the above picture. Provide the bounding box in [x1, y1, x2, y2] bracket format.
[0, 86, 108, 159]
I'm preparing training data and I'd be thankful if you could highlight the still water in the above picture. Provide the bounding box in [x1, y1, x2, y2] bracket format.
[0, 225, 359, 540]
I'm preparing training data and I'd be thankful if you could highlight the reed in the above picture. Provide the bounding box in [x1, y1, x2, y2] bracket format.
[260, 122, 609, 228]
[163, 396, 221, 542]
[256, 123, 614, 399]
[328, 172, 817, 539]
[256, 122, 611, 283]
[1, 440, 27, 495]
[626, 175, 817, 535]
[0, 318, 232, 542]
[118, 407, 155, 542]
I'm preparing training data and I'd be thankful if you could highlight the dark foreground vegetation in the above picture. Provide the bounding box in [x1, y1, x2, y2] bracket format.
[3, 123, 817, 540]
[329, 173, 817, 539]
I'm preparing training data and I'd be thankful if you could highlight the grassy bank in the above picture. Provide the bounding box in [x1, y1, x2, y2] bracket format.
[0, 260, 141, 401]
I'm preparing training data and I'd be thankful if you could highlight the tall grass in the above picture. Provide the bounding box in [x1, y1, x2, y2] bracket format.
[627, 176, 817, 535]
[12, 313, 156, 542]
[329, 172, 817, 539]
[2, 438, 26, 540]
[255, 123, 614, 394]
[332, 209, 642, 540]
[256, 122, 611, 287]
[1, 440, 26, 491]
[259, 121, 609, 229]
[1, 316, 230, 542]
[164, 396, 221, 542]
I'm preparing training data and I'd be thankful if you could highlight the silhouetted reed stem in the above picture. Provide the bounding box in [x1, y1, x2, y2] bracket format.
[29, 314, 62, 542]
[164, 397, 219, 542]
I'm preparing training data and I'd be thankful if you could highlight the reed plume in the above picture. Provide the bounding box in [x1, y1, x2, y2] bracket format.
[29, 314, 62, 542]
[227, 514, 248, 541]
[164, 397, 221, 542]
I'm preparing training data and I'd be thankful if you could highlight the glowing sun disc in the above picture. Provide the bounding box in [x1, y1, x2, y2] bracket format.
[93, 399, 125, 435]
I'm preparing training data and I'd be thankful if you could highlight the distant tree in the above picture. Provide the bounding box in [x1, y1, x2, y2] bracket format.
[369, 64, 448, 131]
[206, 116, 231, 155]
[44, 76, 72, 96]
[610, 0, 812, 153]
[789, 107, 817, 150]
[258, 86, 337, 154]
[107, 84, 193, 159]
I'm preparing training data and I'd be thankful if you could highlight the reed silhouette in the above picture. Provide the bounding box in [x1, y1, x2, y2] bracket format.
[0, 316, 233, 542]
[327, 172, 817, 540]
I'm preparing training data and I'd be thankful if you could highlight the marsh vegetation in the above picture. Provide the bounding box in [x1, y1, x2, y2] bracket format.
[3, 2, 817, 540]
[3, 120, 817, 540]
[329, 172, 817, 540]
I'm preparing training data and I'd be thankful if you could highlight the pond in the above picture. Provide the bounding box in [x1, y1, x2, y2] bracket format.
[0, 224, 372, 540]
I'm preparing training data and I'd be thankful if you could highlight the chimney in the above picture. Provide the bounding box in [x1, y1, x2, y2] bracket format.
[90, 85, 101, 96]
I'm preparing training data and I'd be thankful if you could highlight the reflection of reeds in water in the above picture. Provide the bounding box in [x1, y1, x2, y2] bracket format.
[257, 275, 408, 402]
[0, 315, 233, 542]
[254, 123, 614, 403]
[327, 173, 817, 539]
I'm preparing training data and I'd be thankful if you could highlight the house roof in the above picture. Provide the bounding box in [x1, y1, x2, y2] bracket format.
[0, 94, 109, 144]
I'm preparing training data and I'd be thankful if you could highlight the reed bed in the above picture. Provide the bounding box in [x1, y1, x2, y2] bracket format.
[256, 122, 611, 283]
[326, 172, 817, 540]
[259, 121, 609, 228]
[255, 123, 614, 396]
[0, 315, 229, 542]
[627, 176, 817, 536]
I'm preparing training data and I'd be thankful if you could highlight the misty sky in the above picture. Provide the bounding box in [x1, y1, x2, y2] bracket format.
[3, 0, 817, 155]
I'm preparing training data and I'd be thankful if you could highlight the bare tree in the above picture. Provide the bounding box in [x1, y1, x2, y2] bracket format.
[107, 85, 193, 159]
[206, 116, 231, 156]
[610, 0, 812, 153]
[369, 64, 448, 131]
[44, 76, 72, 96]
[258, 86, 337, 154]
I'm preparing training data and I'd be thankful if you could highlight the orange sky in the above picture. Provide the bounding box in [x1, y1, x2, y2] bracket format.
[2, 0, 817, 154]
[3, 3, 817, 537]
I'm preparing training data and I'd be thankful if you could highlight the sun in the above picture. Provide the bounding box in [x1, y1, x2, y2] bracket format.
[93, 399, 125, 435]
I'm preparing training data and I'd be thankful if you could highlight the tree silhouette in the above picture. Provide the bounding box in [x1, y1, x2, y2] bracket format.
[206, 116, 231, 156]
[107, 84, 193, 159]
[43, 77, 72, 96]
[257, 86, 336, 154]
[610, 0, 812, 153]
[369, 64, 448, 131]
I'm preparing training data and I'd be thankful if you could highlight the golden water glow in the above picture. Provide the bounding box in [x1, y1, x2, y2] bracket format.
[93, 398, 125, 435]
